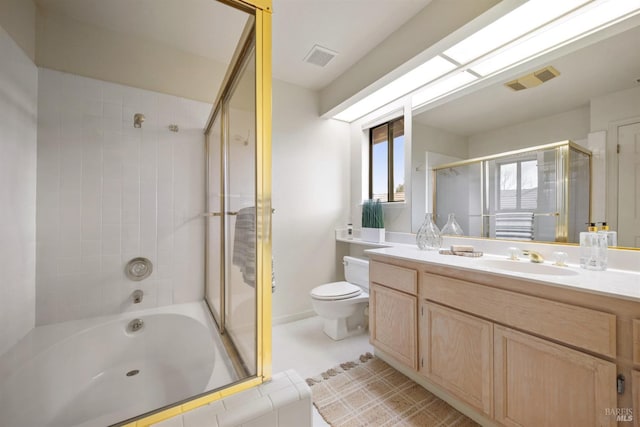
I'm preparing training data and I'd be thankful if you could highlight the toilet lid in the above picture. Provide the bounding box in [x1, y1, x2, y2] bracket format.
[311, 282, 362, 301]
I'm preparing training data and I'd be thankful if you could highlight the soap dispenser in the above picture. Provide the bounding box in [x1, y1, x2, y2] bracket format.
[580, 223, 607, 271]
[598, 222, 617, 247]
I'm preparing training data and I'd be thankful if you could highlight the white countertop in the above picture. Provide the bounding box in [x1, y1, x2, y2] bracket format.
[365, 245, 640, 303]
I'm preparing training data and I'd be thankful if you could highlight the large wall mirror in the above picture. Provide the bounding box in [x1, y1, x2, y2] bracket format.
[410, 18, 640, 249]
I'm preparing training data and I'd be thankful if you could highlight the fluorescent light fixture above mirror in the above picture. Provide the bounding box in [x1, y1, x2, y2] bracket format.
[411, 71, 477, 109]
[470, 0, 640, 76]
[443, 0, 590, 65]
[332, 56, 456, 122]
[331, 0, 640, 123]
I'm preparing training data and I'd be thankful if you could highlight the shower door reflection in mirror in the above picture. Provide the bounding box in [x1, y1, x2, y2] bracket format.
[433, 141, 591, 243]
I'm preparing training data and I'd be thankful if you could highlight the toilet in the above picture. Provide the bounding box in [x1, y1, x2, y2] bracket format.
[310, 256, 369, 340]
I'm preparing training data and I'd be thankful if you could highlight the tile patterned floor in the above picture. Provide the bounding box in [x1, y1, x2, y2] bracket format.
[272, 316, 374, 427]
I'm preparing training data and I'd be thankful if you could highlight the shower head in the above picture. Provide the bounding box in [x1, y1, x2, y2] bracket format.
[133, 113, 145, 128]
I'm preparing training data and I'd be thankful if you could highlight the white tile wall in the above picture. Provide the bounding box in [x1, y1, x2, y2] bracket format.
[36, 68, 211, 325]
[153, 370, 312, 427]
[0, 25, 38, 356]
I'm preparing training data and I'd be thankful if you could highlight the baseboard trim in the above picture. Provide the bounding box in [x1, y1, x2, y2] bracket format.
[272, 310, 316, 326]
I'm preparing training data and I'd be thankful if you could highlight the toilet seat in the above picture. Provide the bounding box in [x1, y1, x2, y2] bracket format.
[311, 282, 362, 301]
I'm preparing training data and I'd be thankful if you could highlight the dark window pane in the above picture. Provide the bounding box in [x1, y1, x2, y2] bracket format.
[369, 118, 404, 203]
[393, 134, 404, 201]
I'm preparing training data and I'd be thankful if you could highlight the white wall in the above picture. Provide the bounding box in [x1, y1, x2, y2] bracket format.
[590, 86, 640, 132]
[468, 106, 590, 157]
[411, 121, 468, 232]
[36, 69, 208, 325]
[590, 85, 640, 230]
[271, 80, 350, 322]
[0, 24, 38, 356]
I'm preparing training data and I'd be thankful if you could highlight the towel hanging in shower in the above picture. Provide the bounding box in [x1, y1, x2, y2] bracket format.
[494, 212, 534, 240]
[232, 206, 275, 292]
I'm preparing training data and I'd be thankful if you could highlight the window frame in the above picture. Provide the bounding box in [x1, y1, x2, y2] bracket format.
[368, 117, 404, 203]
[496, 157, 538, 212]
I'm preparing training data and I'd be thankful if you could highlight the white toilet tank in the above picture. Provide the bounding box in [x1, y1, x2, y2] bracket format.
[343, 256, 369, 290]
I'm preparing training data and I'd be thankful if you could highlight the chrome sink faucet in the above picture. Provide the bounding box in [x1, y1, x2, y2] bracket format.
[522, 249, 545, 263]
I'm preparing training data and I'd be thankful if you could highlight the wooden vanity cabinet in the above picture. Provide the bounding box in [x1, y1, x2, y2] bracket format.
[419, 271, 617, 426]
[368, 255, 626, 426]
[494, 325, 617, 427]
[369, 261, 418, 369]
[419, 301, 494, 417]
[633, 370, 640, 427]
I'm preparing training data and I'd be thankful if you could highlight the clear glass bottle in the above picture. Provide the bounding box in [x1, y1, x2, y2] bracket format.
[598, 222, 617, 247]
[580, 224, 607, 271]
[416, 213, 442, 250]
[441, 213, 464, 236]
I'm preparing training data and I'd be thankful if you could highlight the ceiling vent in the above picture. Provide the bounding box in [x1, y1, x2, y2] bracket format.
[304, 45, 338, 67]
[505, 66, 560, 91]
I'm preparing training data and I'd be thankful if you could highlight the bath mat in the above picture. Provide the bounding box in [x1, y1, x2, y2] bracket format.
[306, 353, 479, 427]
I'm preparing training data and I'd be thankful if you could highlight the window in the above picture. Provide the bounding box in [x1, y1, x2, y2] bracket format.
[498, 159, 538, 210]
[369, 117, 404, 202]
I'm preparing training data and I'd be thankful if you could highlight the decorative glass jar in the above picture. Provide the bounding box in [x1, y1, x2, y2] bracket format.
[416, 213, 442, 250]
[441, 213, 464, 236]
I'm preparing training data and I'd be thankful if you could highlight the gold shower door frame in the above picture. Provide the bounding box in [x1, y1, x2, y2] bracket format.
[123, 0, 272, 425]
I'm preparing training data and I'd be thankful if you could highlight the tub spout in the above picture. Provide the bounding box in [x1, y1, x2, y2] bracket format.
[132, 290, 143, 304]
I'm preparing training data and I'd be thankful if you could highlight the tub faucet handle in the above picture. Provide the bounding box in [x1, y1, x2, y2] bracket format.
[132, 289, 143, 304]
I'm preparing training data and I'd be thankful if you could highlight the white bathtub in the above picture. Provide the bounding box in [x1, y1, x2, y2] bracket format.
[0, 302, 236, 427]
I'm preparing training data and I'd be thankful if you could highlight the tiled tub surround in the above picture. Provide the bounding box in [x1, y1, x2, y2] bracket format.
[0, 25, 38, 356]
[36, 69, 211, 324]
[0, 301, 235, 427]
[152, 370, 312, 427]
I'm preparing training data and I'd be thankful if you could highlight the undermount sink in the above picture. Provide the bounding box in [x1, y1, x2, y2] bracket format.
[479, 259, 580, 276]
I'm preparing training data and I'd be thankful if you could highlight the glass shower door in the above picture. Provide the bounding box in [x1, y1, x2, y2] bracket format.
[206, 115, 223, 328]
[224, 45, 257, 376]
[205, 40, 257, 377]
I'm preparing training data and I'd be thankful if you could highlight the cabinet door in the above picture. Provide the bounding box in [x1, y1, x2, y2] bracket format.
[495, 325, 617, 427]
[420, 301, 493, 416]
[633, 370, 640, 427]
[370, 283, 417, 369]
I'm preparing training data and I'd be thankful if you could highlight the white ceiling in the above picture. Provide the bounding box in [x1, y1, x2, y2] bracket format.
[413, 23, 640, 136]
[35, 0, 432, 91]
[35, 0, 249, 66]
[271, 0, 432, 90]
[35, 0, 639, 133]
